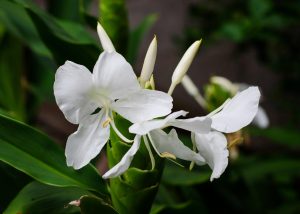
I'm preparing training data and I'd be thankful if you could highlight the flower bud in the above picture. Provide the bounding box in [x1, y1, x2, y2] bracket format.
[97, 22, 116, 52]
[140, 36, 157, 87]
[182, 75, 206, 108]
[168, 40, 202, 95]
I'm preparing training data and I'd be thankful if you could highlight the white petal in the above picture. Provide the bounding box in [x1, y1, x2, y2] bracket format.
[102, 135, 141, 179]
[65, 109, 110, 169]
[211, 86, 260, 133]
[195, 131, 229, 181]
[92, 52, 140, 100]
[252, 106, 269, 128]
[149, 129, 205, 165]
[97, 22, 116, 53]
[170, 117, 212, 134]
[112, 89, 173, 123]
[129, 110, 187, 135]
[54, 61, 97, 124]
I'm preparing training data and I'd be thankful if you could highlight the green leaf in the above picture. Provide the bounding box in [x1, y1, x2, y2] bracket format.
[241, 158, 300, 181]
[0, 162, 31, 210]
[0, 0, 50, 57]
[4, 181, 91, 214]
[0, 114, 108, 195]
[151, 201, 200, 214]
[0, 34, 26, 121]
[15, 0, 100, 70]
[162, 163, 210, 186]
[79, 195, 119, 214]
[107, 115, 164, 214]
[127, 14, 157, 64]
[249, 127, 300, 148]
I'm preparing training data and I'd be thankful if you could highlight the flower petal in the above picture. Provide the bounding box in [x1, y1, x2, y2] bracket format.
[195, 131, 229, 181]
[112, 89, 173, 123]
[252, 106, 269, 128]
[211, 86, 260, 133]
[54, 61, 97, 124]
[129, 110, 187, 135]
[170, 117, 212, 134]
[92, 52, 140, 100]
[149, 129, 205, 165]
[102, 135, 142, 179]
[65, 109, 110, 169]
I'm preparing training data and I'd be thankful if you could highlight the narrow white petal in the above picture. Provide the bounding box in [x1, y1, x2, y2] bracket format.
[211, 86, 260, 133]
[149, 129, 205, 165]
[65, 109, 110, 169]
[54, 61, 97, 124]
[129, 110, 188, 135]
[112, 89, 173, 123]
[97, 22, 116, 52]
[102, 135, 142, 179]
[252, 106, 269, 128]
[195, 131, 229, 181]
[170, 117, 212, 134]
[140, 36, 157, 86]
[92, 52, 140, 100]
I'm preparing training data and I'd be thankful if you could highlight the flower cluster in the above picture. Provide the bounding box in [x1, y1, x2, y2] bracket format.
[54, 23, 260, 181]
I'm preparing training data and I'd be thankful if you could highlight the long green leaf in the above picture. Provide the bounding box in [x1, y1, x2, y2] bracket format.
[0, 114, 107, 195]
[14, 0, 100, 70]
[79, 195, 119, 214]
[4, 181, 91, 214]
[0, 0, 50, 57]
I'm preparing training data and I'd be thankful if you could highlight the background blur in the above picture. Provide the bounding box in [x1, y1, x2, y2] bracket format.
[1, 0, 299, 213]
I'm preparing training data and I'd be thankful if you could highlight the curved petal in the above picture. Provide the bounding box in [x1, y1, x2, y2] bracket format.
[102, 135, 141, 179]
[170, 117, 212, 134]
[112, 89, 173, 123]
[65, 109, 110, 169]
[211, 86, 260, 133]
[129, 110, 187, 135]
[252, 106, 269, 128]
[149, 129, 205, 165]
[92, 52, 140, 100]
[194, 131, 229, 181]
[54, 61, 97, 124]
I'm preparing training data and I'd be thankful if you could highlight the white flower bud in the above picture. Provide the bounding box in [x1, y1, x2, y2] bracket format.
[168, 40, 202, 95]
[140, 36, 157, 87]
[211, 76, 238, 95]
[97, 22, 116, 52]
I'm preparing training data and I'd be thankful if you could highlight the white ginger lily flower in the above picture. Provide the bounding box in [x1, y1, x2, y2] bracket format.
[102, 110, 212, 179]
[194, 86, 261, 181]
[54, 24, 173, 169]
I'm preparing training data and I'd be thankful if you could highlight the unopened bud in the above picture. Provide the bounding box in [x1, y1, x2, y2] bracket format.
[168, 40, 202, 95]
[97, 22, 116, 52]
[140, 36, 157, 87]
[182, 75, 207, 108]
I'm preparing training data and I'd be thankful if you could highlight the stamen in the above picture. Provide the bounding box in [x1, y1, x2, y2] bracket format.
[102, 117, 112, 128]
[143, 135, 155, 170]
[228, 137, 243, 148]
[110, 119, 133, 143]
[189, 133, 196, 170]
[147, 133, 163, 157]
[161, 152, 176, 160]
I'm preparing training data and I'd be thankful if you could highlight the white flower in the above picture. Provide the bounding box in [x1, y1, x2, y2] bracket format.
[54, 52, 172, 170]
[194, 86, 261, 181]
[102, 110, 212, 179]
